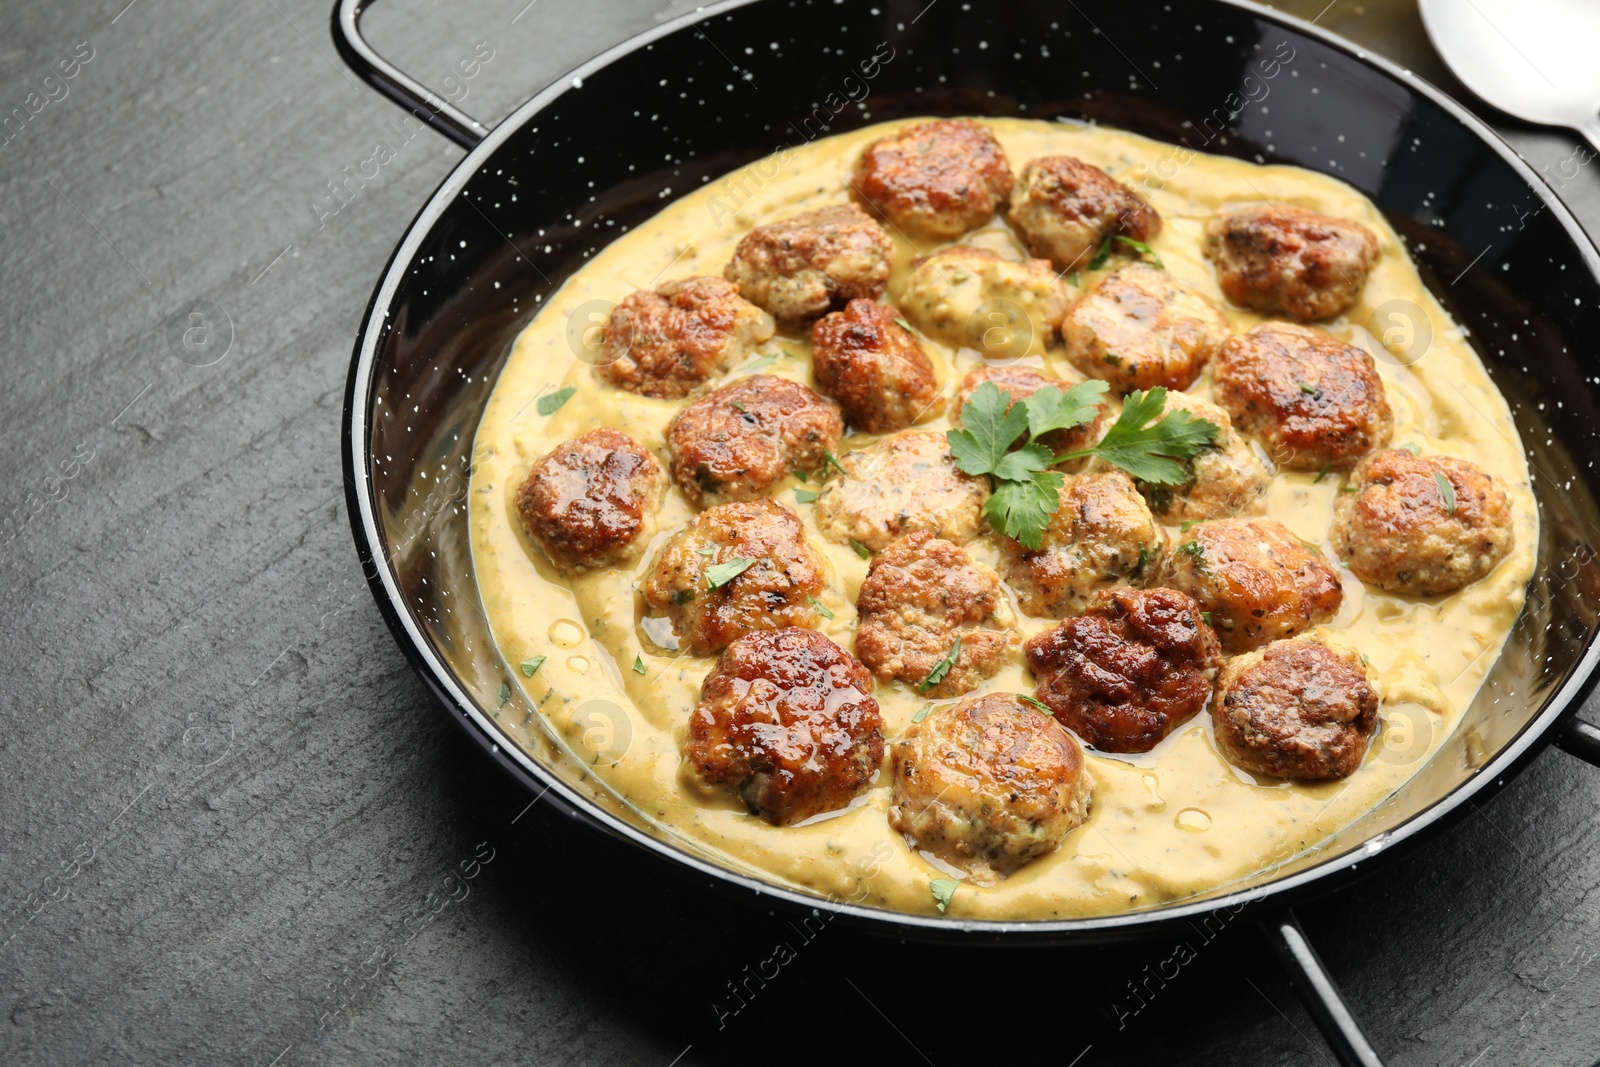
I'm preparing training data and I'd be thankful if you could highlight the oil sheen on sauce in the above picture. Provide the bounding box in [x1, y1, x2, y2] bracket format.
[467, 118, 1537, 920]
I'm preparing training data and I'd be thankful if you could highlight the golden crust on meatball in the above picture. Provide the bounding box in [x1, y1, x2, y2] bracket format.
[687, 627, 883, 825]
[1135, 390, 1271, 522]
[666, 374, 843, 508]
[641, 499, 826, 655]
[852, 119, 1015, 239]
[1330, 449, 1515, 596]
[1163, 518, 1342, 654]
[599, 276, 774, 399]
[854, 532, 1018, 698]
[515, 428, 663, 574]
[1203, 202, 1380, 321]
[889, 693, 1092, 885]
[724, 204, 893, 326]
[999, 470, 1167, 619]
[1024, 587, 1222, 753]
[1212, 635, 1379, 780]
[1061, 264, 1231, 394]
[1008, 155, 1161, 272]
[813, 430, 990, 551]
[810, 299, 943, 433]
[1211, 321, 1392, 470]
[898, 245, 1069, 357]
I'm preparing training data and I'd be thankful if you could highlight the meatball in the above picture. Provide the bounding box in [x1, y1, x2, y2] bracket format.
[641, 499, 826, 655]
[724, 204, 892, 326]
[1203, 202, 1381, 321]
[1330, 449, 1516, 596]
[514, 429, 663, 573]
[1025, 587, 1222, 753]
[851, 119, 1014, 239]
[666, 374, 843, 508]
[1061, 264, 1231, 394]
[1008, 155, 1161, 271]
[889, 693, 1092, 885]
[898, 246, 1069, 358]
[599, 276, 775, 399]
[813, 430, 989, 551]
[999, 471, 1167, 619]
[1211, 321, 1393, 470]
[1212, 636, 1380, 780]
[1135, 390, 1271, 522]
[854, 532, 1018, 698]
[1163, 518, 1342, 654]
[953, 364, 1110, 457]
[687, 627, 883, 825]
[810, 299, 942, 433]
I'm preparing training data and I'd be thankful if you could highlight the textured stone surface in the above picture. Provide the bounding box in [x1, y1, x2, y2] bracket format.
[1, 0, 1598, 1064]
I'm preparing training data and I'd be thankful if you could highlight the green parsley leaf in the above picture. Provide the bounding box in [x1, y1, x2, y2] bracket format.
[918, 636, 962, 693]
[982, 465, 1065, 551]
[794, 488, 820, 504]
[632, 654, 647, 675]
[520, 656, 546, 677]
[946, 381, 1030, 477]
[849, 538, 873, 560]
[1313, 466, 1331, 483]
[705, 557, 754, 588]
[1176, 540, 1207, 566]
[1089, 234, 1115, 271]
[1435, 471, 1456, 514]
[911, 703, 934, 723]
[930, 878, 960, 913]
[894, 317, 915, 332]
[1299, 382, 1317, 395]
[1058, 387, 1219, 485]
[823, 451, 846, 475]
[497, 682, 511, 707]
[537, 387, 576, 416]
[1201, 610, 1213, 626]
[1114, 234, 1164, 268]
[1026, 380, 1109, 440]
[1132, 544, 1148, 578]
[794, 468, 809, 483]
[1018, 693, 1052, 714]
[806, 594, 835, 620]
[728, 400, 748, 413]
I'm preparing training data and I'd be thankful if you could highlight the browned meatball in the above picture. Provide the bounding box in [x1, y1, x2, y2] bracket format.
[953, 364, 1109, 456]
[810, 299, 942, 432]
[1163, 519, 1342, 654]
[641, 499, 826, 655]
[1212, 321, 1393, 470]
[666, 374, 843, 508]
[687, 627, 883, 825]
[813, 430, 989, 551]
[999, 471, 1167, 619]
[1331, 449, 1516, 596]
[854, 532, 1017, 698]
[899, 245, 1069, 355]
[1212, 636, 1379, 780]
[1135, 390, 1271, 522]
[724, 204, 892, 325]
[599, 276, 774, 398]
[1203, 203, 1381, 321]
[1061, 264, 1231, 393]
[1025, 587, 1222, 753]
[889, 693, 1092, 885]
[514, 428, 662, 573]
[851, 119, 1014, 239]
[1008, 155, 1161, 271]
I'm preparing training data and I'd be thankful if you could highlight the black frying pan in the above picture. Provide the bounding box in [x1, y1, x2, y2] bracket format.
[333, 2, 1600, 1062]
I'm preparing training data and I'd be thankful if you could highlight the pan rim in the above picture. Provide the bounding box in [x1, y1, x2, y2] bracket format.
[342, 0, 1600, 937]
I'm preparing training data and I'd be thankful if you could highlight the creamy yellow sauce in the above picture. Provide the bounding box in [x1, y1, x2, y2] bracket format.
[467, 118, 1537, 920]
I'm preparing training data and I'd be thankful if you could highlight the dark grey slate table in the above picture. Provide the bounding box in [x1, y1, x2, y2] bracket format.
[2, 0, 1598, 1063]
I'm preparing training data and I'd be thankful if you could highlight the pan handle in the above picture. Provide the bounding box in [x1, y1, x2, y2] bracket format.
[330, 0, 490, 149]
[1554, 715, 1600, 766]
[1263, 910, 1387, 1067]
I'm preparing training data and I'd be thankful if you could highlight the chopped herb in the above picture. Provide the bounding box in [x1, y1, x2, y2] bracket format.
[1103, 352, 1123, 367]
[740, 354, 777, 373]
[672, 589, 695, 605]
[1179, 519, 1199, 533]
[632, 654, 647, 675]
[520, 656, 546, 677]
[1400, 442, 1421, 455]
[794, 468, 809, 483]
[728, 400, 748, 413]
[1340, 560, 1351, 568]
[806, 594, 835, 620]
[497, 682, 511, 707]
[1132, 544, 1148, 577]
[1177, 540, 1207, 563]
[1201, 611, 1213, 626]
[894, 317, 915, 332]
[918, 636, 962, 693]
[537, 386, 576, 416]
[823, 451, 846, 475]
[1435, 471, 1456, 514]
[696, 547, 718, 556]
[930, 878, 960, 913]
[849, 538, 873, 559]
[705, 557, 755, 588]
[911, 703, 934, 723]
[1339, 486, 1360, 494]
[1299, 382, 1317, 395]
[1313, 466, 1331, 484]
[1088, 234, 1115, 271]
[794, 488, 820, 503]
[1018, 693, 1052, 714]
[1070, 271, 1081, 287]
[1114, 234, 1164, 268]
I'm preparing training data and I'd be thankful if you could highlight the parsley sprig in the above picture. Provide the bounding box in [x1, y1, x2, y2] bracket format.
[946, 381, 1218, 550]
